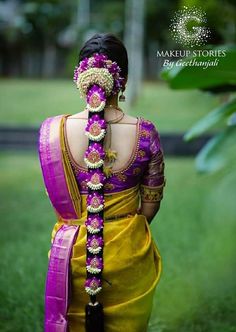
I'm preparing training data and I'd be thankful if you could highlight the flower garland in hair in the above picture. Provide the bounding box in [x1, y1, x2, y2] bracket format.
[73, 53, 124, 327]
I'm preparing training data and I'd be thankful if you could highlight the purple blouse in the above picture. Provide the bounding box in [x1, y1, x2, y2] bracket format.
[64, 117, 166, 201]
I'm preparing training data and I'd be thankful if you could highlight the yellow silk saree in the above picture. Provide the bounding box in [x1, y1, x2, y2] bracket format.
[39, 114, 162, 332]
[49, 187, 162, 332]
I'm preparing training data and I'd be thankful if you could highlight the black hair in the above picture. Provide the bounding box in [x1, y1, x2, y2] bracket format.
[78, 33, 128, 79]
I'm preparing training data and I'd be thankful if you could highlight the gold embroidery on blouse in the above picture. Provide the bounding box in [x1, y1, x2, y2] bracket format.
[141, 129, 150, 138]
[137, 150, 146, 159]
[116, 173, 127, 182]
[133, 167, 141, 175]
[140, 180, 166, 202]
[104, 183, 115, 190]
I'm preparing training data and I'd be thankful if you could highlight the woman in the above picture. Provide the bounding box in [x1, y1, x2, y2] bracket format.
[38, 33, 166, 332]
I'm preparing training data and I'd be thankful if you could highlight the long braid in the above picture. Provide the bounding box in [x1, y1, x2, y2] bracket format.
[85, 101, 106, 332]
[73, 52, 124, 332]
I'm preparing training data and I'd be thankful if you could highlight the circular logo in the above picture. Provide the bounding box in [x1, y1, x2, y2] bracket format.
[170, 6, 211, 48]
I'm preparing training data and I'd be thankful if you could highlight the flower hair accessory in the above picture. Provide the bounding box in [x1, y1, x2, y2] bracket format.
[87, 169, 106, 190]
[73, 53, 124, 98]
[87, 192, 104, 213]
[86, 85, 107, 113]
[86, 256, 103, 274]
[73, 52, 124, 328]
[84, 143, 105, 168]
[85, 114, 107, 141]
[86, 235, 104, 254]
[85, 277, 102, 296]
[85, 215, 104, 234]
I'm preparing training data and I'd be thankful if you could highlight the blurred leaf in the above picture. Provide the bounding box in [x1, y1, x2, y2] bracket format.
[161, 46, 236, 90]
[161, 42, 236, 174]
[227, 112, 236, 126]
[184, 97, 236, 141]
[196, 126, 236, 173]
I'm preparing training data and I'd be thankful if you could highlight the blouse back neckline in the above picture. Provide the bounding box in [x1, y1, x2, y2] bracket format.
[64, 115, 142, 175]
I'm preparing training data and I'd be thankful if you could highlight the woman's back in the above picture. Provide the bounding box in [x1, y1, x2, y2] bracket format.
[63, 109, 164, 195]
[65, 110, 139, 172]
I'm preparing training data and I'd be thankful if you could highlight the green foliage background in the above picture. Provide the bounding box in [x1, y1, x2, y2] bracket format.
[0, 81, 236, 331]
[0, 0, 236, 330]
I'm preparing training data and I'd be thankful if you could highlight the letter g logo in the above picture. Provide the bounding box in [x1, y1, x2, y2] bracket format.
[170, 6, 211, 48]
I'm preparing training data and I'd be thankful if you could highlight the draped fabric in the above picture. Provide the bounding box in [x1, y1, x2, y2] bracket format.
[49, 187, 162, 332]
[38, 114, 81, 220]
[45, 225, 80, 332]
[38, 114, 164, 332]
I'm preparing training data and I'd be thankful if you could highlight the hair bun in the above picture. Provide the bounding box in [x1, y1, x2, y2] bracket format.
[77, 67, 114, 98]
[73, 53, 124, 100]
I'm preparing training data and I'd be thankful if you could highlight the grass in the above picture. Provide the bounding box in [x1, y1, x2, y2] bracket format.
[130, 82, 220, 133]
[0, 79, 219, 132]
[0, 151, 235, 332]
[149, 159, 236, 332]
[0, 78, 234, 331]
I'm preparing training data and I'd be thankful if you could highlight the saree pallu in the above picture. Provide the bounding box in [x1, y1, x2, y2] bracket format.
[39, 115, 162, 332]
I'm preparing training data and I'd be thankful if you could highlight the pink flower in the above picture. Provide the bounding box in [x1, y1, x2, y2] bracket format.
[87, 235, 104, 254]
[85, 277, 102, 295]
[85, 215, 104, 234]
[86, 256, 103, 274]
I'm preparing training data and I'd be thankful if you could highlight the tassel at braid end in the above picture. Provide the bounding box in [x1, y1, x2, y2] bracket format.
[85, 301, 104, 332]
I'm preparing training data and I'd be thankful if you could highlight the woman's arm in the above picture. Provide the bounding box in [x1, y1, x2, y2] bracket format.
[138, 123, 166, 224]
[138, 201, 161, 224]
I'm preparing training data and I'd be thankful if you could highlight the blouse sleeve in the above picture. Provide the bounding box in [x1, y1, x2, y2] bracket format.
[140, 124, 166, 202]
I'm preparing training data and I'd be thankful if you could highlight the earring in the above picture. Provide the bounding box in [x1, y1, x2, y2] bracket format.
[119, 88, 126, 102]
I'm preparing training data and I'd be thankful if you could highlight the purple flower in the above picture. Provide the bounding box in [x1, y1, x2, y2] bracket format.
[73, 52, 125, 96]
[86, 114, 106, 130]
[85, 277, 102, 295]
[87, 235, 104, 254]
[86, 256, 103, 273]
[108, 62, 119, 74]
[85, 276, 102, 288]
[87, 170, 105, 185]
[84, 143, 105, 168]
[87, 192, 104, 208]
[85, 143, 105, 158]
[78, 57, 89, 72]
[85, 215, 104, 234]
[85, 115, 107, 141]
[86, 85, 106, 104]
[87, 255, 103, 267]
[93, 53, 108, 68]
[87, 235, 103, 247]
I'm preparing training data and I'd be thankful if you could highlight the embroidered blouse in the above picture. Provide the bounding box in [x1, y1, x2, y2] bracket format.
[64, 117, 166, 202]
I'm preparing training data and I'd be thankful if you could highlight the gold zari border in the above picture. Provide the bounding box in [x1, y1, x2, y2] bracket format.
[140, 179, 166, 202]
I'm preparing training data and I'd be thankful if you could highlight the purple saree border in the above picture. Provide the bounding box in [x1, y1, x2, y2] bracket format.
[38, 115, 78, 220]
[45, 224, 80, 332]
